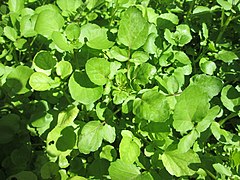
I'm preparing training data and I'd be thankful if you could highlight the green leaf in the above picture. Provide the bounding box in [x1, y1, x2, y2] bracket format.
[56, 60, 73, 79]
[130, 51, 149, 64]
[108, 46, 129, 62]
[20, 14, 37, 37]
[108, 159, 141, 180]
[221, 85, 240, 112]
[41, 162, 59, 179]
[8, 0, 24, 12]
[57, 0, 82, 15]
[157, 13, 179, 30]
[173, 85, 210, 134]
[178, 129, 199, 153]
[162, 150, 201, 177]
[65, 23, 80, 40]
[33, 51, 57, 72]
[78, 121, 103, 154]
[133, 90, 170, 122]
[162, 149, 200, 177]
[69, 71, 103, 105]
[215, 50, 238, 63]
[190, 74, 223, 100]
[52, 31, 73, 51]
[175, 24, 192, 46]
[35, 9, 64, 38]
[119, 130, 141, 164]
[5, 65, 33, 95]
[80, 23, 114, 49]
[118, 7, 149, 50]
[217, 0, 232, 10]
[57, 106, 79, 127]
[29, 72, 54, 91]
[7, 171, 37, 180]
[3, 26, 18, 41]
[101, 124, 116, 143]
[85, 57, 111, 85]
[0, 114, 20, 144]
[100, 145, 117, 162]
[213, 163, 232, 176]
[165, 24, 192, 46]
[134, 63, 156, 85]
[199, 58, 216, 75]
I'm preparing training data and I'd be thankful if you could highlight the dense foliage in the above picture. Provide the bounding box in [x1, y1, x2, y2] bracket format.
[0, 0, 240, 179]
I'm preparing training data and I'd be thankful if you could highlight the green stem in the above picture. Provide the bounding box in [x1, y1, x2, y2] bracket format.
[205, 169, 216, 179]
[219, 112, 238, 126]
[216, 14, 233, 43]
[186, 0, 195, 20]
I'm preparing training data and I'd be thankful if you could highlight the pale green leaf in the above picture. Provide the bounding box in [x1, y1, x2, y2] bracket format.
[5, 65, 33, 95]
[85, 57, 110, 85]
[133, 90, 170, 122]
[173, 85, 209, 134]
[35, 9, 64, 38]
[108, 159, 140, 180]
[29, 72, 54, 91]
[162, 149, 200, 177]
[78, 121, 103, 154]
[3, 26, 18, 41]
[118, 7, 149, 50]
[69, 71, 103, 105]
[56, 61, 73, 79]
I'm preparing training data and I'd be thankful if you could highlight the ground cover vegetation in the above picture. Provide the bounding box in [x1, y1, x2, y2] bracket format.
[0, 0, 240, 179]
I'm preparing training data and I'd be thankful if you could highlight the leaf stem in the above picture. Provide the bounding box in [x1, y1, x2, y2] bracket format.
[216, 14, 233, 43]
[219, 112, 238, 126]
[205, 169, 216, 179]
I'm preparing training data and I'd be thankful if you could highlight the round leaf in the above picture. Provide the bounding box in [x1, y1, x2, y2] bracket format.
[118, 7, 149, 50]
[35, 9, 64, 38]
[56, 60, 73, 79]
[29, 72, 53, 91]
[69, 71, 103, 105]
[86, 57, 110, 85]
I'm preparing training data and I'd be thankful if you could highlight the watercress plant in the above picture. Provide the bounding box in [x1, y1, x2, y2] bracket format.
[0, 0, 240, 179]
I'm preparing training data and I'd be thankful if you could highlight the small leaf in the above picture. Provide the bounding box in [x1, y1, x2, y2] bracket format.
[133, 90, 170, 122]
[100, 145, 117, 162]
[130, 51, 149, 64]
[78, 121, 103, 154]
[65, 23, 80, 40]
[190, 74, 223, 100]
[109, 46, 129, 62]
[178, 129, 199, 153]
[173, 85, 209, 134]
[52, 31, 73, 51]
[5, 65, 33, 95]
[41, 162, 59, 179]
[119, 130, 141, 164]
[3, 26, 18, 41]
[221, 85, 240, 112]
[57, 106, 79, 127]
[85, 57, 110, 85]
[29, 72, 54, 91]
[118, 7, 149, 50]
[101, 124, 116, 143]
[215, 50, 238, 63]
[217, 0, 232, 10]
[213, 163, 232, 176]
[108, 159, 140, 180]
[56, 61, 73, 79]
[8, 0, 25, 12]
[80, 23, 114, 49]
[33, 51, 57, 71]
[69, 71, 103, 105]
[162, 149, 200, 177]
[35, 9, 64, 38]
